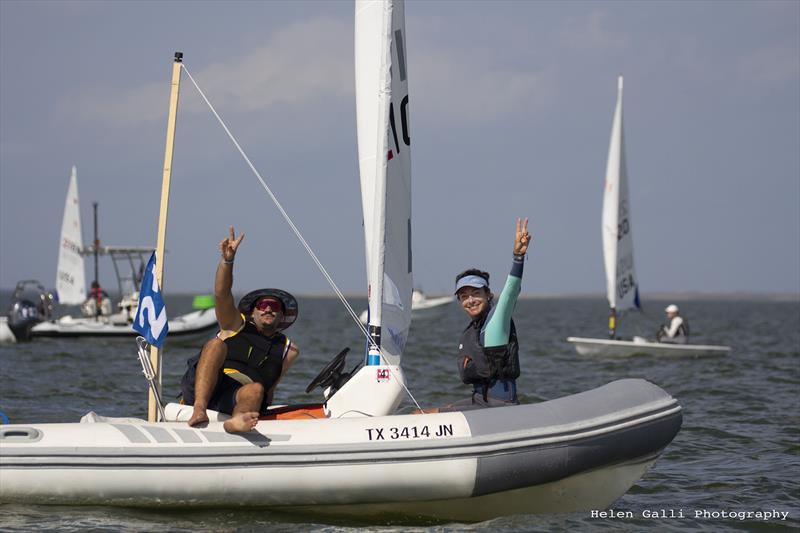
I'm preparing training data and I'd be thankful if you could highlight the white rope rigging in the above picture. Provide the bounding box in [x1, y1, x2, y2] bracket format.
[181, 64, 422, 411]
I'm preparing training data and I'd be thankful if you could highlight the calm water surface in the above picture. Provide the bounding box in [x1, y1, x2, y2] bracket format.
[1, 295, 798, 531]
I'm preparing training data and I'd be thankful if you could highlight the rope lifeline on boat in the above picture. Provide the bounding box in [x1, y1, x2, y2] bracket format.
[180, 64, 422, 412]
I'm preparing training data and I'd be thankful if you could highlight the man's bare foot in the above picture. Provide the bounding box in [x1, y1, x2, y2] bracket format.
[223, 412, 259, 433]
[188, 408, 209, 427]
[412, 408, 439, 414]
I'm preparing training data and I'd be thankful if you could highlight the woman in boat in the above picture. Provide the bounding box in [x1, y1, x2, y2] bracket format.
[181, 226, 300, 433]
[426, 218, 530, 412]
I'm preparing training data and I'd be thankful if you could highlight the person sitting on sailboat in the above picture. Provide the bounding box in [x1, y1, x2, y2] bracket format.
[656, 304, 689, 344]
[420, 218, 530, 413]
[180, 226, 300, 433]
[81, 281, 112, 318]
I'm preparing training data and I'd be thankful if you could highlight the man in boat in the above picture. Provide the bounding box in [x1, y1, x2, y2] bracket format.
[81, 281, 112, 318]
[181, 226, 300, 433]
[656, 304, 689, 344]
[420, 218, 531, 413]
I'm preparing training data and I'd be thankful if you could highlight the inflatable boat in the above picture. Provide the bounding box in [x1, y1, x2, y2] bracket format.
[0, 378, 681, 521]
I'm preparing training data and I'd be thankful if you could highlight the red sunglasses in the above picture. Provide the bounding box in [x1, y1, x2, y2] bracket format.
[254, 298, 283, 312]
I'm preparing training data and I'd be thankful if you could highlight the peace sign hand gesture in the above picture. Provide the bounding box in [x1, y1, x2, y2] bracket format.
[220, 226, 245, 263]
[513, 217, 531, 256]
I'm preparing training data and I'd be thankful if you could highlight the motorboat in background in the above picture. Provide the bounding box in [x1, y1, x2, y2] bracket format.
[50, 166, 214, 335]
[0, 164, 81, 343]
[566, 77, 730, 358]
[2, 166, 217, 342]
[0, 280, 55, 343]
[29, 243, 217, 339]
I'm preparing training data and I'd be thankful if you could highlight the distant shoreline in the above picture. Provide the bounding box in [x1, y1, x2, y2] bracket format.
[517, 292, 800, 302]
[197, 292, 799, 302]
[0, 290, 797, 303]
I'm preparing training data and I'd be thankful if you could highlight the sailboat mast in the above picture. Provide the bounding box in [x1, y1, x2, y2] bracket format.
[608, 307, 616, 339]
[355, 0, 413, 368]
[92, 202, 99, 291]
[147, 51, 183, 423]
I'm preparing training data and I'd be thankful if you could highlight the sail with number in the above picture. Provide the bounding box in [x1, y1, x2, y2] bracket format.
[355, 0, 412, 366]
[601, 76, 640, 312]
[56, 166, 86, 305]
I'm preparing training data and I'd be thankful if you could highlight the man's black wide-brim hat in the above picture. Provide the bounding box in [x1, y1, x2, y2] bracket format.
[237, 288, 298, 331]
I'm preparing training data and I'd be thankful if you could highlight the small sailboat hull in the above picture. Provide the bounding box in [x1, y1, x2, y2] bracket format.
[567, 336, 731, 358]
[0, 379, 681, 520]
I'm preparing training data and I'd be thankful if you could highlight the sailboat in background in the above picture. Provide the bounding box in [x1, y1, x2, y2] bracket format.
[0, 167, 83, 343]
[0, 5, 683, 520]
[56, 166, 87, 306]
[567, 76, 730, 357]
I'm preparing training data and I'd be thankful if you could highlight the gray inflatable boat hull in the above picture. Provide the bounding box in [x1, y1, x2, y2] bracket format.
[0, 378, 681, 520]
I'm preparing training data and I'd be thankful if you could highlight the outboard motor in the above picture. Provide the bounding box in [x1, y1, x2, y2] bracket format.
[6, 279, 54, 342]
[7, 300, 41, 341]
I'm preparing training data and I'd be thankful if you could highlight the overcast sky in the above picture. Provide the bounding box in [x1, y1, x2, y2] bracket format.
[1, 0, 798, 299]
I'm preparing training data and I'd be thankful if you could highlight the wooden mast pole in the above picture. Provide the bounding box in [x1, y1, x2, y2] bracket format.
[148, 51, 183, 422]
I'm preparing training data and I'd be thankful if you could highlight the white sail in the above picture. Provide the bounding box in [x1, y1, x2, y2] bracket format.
[56, 166, 86, 305]
[601, 76, 639, 312]
[355, 0, 412, 366]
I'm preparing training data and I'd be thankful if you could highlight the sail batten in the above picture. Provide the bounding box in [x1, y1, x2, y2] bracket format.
[56, 166, 86, 305]
[602, 76, 639, 313]
[355, 0, 412, 366]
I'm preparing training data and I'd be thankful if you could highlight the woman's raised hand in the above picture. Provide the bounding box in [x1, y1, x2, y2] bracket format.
[513, 217, 531, 256]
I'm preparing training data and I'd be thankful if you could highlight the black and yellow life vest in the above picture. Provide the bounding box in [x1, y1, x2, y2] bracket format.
[220, 319, 291, 391]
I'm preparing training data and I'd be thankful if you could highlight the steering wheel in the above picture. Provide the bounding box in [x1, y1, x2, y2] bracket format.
[305, 348, 350, 394]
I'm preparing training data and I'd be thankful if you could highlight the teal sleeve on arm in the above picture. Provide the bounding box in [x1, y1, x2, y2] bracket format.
[484, 272, 522, 348]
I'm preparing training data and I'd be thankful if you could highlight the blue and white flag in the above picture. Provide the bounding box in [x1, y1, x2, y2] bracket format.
[133, 252, 169, 347]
